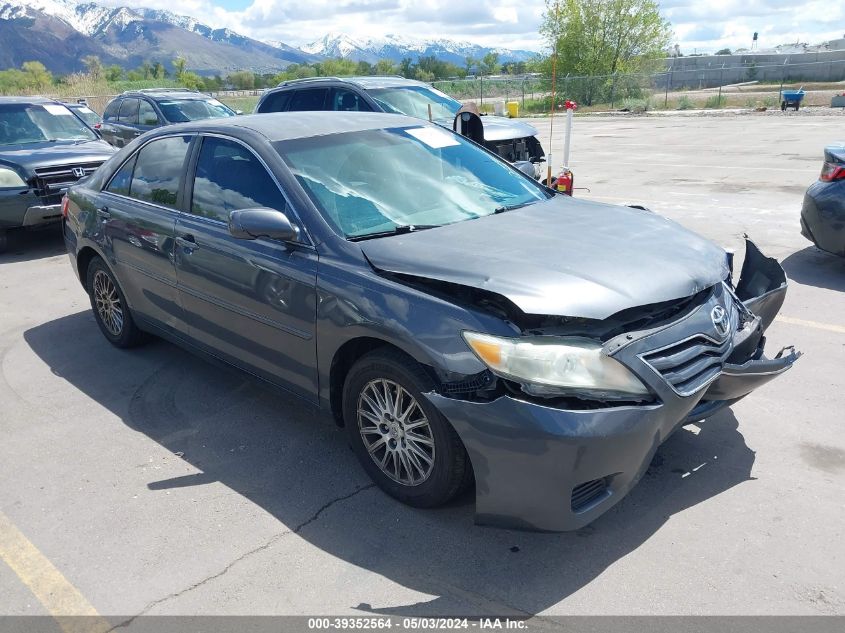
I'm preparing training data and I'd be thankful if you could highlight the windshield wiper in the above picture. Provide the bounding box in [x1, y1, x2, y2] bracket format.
[348, 224, 439, 242]
[494, 201, 536, 214]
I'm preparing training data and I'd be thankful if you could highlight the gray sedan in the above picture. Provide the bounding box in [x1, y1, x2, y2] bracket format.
[63, 112, 800, 531]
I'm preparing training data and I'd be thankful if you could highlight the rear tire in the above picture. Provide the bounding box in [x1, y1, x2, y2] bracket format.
[86, 256, 146, 348]
[342, 349, 472, 508]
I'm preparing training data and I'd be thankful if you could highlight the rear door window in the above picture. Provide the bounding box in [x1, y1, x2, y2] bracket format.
[105, 155, 137, 197]
[288, 88, 329, 111]
[118, 98, 139, 124]
[128, 135, 192, 208]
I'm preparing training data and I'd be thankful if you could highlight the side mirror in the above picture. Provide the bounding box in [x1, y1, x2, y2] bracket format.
[229, 208, 300, 242]
[235, 110, 244, 115]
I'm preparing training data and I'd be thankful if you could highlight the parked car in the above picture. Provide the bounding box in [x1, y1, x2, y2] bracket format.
[98, 89, 237, 148]
[65, 101, 103, 134]
[801, 143, 845, 257]
[255, 76, 546, 178]
[0, 96, 115, 253]
[64, 112, 799, 531]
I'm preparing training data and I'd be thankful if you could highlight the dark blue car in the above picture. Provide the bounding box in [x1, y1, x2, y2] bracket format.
[801, 143, 845, 257]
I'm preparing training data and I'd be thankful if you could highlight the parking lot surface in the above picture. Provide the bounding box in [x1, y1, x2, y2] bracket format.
[1, 113, 844, 621]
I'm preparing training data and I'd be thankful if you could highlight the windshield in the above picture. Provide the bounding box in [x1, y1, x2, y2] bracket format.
[157, 98, 236, 123]
[69, 105, 101, 126]
[0, 103, 98, 145]
[368, 86, 462, 121]
[276, 125, 551, 239]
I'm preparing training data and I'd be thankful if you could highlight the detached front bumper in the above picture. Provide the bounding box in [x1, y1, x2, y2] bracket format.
[430, 240, 799, 532]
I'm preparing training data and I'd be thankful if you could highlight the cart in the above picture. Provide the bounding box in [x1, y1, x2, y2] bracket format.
[780, 88, 805, 111]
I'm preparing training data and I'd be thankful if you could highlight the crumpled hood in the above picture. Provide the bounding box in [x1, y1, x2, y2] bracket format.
[478, 115, 538, 142]
[360, 196, 729, 321]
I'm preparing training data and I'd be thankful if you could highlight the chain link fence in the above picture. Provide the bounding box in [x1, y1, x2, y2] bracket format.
[433, 58, 845, 114]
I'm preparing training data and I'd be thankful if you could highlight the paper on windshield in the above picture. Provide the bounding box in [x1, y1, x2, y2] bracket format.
[42, 104, 73, 116]
[77, 107, 95, 114]
[405, 127, 460, 149]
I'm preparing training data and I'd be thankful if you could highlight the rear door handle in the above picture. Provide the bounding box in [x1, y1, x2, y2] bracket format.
[97, 206, 110, 219]
[176, 234, 199, 251]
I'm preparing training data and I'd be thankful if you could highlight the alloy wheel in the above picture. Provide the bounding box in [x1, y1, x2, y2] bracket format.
[357, 378, 436, 486]
[93, 270, 124, 336]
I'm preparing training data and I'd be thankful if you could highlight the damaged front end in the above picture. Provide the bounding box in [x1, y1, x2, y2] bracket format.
[420, 240, 800, 531]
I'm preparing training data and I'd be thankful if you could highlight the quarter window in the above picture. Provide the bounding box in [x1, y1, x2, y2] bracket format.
[128, 136, 191, 208]
[103, 100, 120, 121]
[331, 89, 371, 112]
[191, 137, 287, 223]
[257, 91, 291, 113]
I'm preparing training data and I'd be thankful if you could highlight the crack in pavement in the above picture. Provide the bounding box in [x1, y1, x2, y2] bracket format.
[109, 483, 376, 630]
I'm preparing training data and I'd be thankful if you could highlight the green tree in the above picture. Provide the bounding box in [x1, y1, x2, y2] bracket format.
[399, 57, 414, 78]
[540, 0, 672, 76]
[172, 56, 187, 80]
[375, 59, 398, 75]
[22, 61, 52, 89]
[227, 70, 255, 89]
[105, 65, 123, 82]
[480, 52, 500, 75]
[152, 61, 166, 80]
[180, 71, 204, 91]
[715, 48, 732, 55]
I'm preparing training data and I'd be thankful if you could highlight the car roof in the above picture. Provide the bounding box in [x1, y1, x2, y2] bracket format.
[155, 111, 432, 142]
[120, 89, 210, 100]
[276, 76, 430, 91]
[0, 96, 59, 105]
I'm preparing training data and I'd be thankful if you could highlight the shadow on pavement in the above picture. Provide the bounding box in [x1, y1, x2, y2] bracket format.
[24, 312, 756, 616]
[0, 226, 65, 264]
[782, 246, 845, 293]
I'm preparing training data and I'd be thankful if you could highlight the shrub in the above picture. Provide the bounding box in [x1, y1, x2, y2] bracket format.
[704, 95, 727, 108]
[676, 95, 694, 110]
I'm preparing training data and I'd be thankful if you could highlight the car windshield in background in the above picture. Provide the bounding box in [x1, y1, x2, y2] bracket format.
[0, 103, 98, 145]
[277, 125, 551, 239]
[368, 86, 462, 121]
[69, 105, 101, 126]
[157, 98, 236, 123]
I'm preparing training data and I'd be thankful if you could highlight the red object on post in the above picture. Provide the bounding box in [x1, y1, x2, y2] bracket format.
[564, 100, 578, 110]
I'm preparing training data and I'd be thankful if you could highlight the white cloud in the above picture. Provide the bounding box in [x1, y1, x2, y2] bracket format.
[100, 0, 844, 54]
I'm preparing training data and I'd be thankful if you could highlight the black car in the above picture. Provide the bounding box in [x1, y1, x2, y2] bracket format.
[255, 76, 545, 178]
[0, 97, 115, 252]
[64, 112, 799, 531]
[99, 89, 237, 148]
[801, 143, 845, 257]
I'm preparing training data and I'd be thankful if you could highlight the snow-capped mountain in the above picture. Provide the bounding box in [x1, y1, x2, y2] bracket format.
[302, 32, 536, 65]
[0, 0, 319, 73]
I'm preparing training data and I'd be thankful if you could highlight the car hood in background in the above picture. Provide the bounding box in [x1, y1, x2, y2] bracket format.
[0, 139, 116, 173]
[437, 115, 539, 142]
[360, 197, 729, 321]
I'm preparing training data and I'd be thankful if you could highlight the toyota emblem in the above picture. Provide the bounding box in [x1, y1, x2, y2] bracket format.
[72, 167, 86, 178]
[711, 305, 730, 338]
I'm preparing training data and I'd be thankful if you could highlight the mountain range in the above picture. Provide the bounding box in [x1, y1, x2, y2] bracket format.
[0, 0, 536, 75]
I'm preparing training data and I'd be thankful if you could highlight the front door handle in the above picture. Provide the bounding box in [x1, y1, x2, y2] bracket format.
[176, 234, 199, 251]
[97, 206, 110, 219]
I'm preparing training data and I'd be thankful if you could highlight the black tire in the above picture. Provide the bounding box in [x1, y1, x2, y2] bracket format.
[0, 230, 7, 254]
[342, 349, 472, 508]
[780, 101, 786, 111]
[86, 256, 147, 348]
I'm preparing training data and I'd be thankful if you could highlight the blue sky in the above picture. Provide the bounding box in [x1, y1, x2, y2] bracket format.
[115, 1, 844, 53]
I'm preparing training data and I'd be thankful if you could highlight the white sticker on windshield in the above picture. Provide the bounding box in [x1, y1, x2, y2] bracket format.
[77, 106, 94, 114]
[42, 104, 73, 116]
[208, 99, 224, 107]
[405, 127, 460, 149]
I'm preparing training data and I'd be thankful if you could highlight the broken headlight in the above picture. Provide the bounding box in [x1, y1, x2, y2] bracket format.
[462, 331, 650, 398]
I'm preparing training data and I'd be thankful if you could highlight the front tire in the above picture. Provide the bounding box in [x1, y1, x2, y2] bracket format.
[86, 256, 146, 348]
[343, 349, 472, 508]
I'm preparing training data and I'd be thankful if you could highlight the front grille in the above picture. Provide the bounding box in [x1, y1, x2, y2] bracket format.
[571, 477, 610, 513]
[34, 162, 103, 195]
[642, 334, 732, 396]
[485, 136, 541, 163]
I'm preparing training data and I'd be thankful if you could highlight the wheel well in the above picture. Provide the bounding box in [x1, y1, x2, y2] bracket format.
[329, 338, 424, 426]
[76, 247, 99, 291]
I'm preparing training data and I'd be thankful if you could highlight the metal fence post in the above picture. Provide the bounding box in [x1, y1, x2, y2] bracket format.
[717, 63, 725, 105]
[522, 77, 525, 109]
[610, 72, 616, 109]
[664, 65, 671, 107]
[480, 72, 483, 107]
